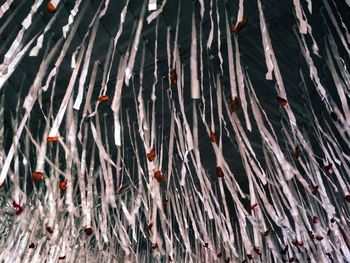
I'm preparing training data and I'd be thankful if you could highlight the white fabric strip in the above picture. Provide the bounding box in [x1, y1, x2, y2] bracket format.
[0, 37, 63, 184]
[234, 37, 251, 131]
[73, 19, 99, 110]
[147, 0, 167, 24]
[190, 11, 200, 99]
[225, 8, 237, 99]
[49, 45, 85, 137]
[125, 0, 147, 86]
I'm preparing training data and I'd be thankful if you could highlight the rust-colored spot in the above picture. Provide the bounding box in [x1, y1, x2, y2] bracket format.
[250, 203, 258, 211]
[291, 240, 298, 246]
[204, 243, 209, 248]
[147, 149, 156, 162]
[315, 236, 324, 241]
[289, 257, 295, 262]
[263, 229, 270, 237]
[97, 95, 109, 103]
[330, 218, 336, 223]
[210, 131, 217, 143]
[58, 256, 66, 260]
[325, 163, 333, 172]
[147, 223, 153, 230]
[47, 136, 59, 142]
[277, 96, 288, 107]
[47, 2, 56, 13]
[254, 247, 262, 256]
[217, 252, 222, 258]
[59, 181, 67, 191]
[29, 243, 35, 249]
[13, 201, 23, 215]
[231, 18, 248, 33]
[154, 171, 165, 183]
[313, 216, 318, 224]
[118, 186, 126, 194]
[151, 243, 159, 250]
[312, 185, 319, 195]
[32, 171, 44, 182]
[230, 97, 240, 113]
[170, 69, 177, 85]
[247, 254, 253, 260]
[46, 226, 53, 234]
[216, 167, 224, 178]
[84, 227, 93, 236]
[327, 229, 331, 236]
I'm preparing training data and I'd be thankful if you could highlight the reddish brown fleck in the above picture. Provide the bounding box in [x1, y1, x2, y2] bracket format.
[46, 226, 53, 234]
[13, 201, 23, 215]
[315, 236, 324, 241]
[47, 136, 59, 142]
[29, 243, 35, 249]
[330, 218, 336, 223]
[231, 18, 248, 33]
[263, 229, 270, 237]
[312, 185, 319, 195]
[147, 149, 156, 162]
[289, 257, 295, 262]
[217, 252, 222, 258]
[313, 216, 318, 224]
[118, 186, 125, 194]
[170, 69, 177, 85]
[254, 247, 262, 256]
[59, 181, 67, 191]
[225, 258, 230, 263]
[250, 203, 258, 211]
[210, 131, 217, 143]
[97, 95, 109, 103]
[47, 2, 56, 13]
[230, 97, 240, 113]
[277, 96, 288, 107]
[154, 171, 165, 183]
[247, 254, 253, 260]
[58, 256, 66, 260]
[325, 163, 333, 172]
[216, 167, 224, 178]
[147, 223, 153, 230]
[32, 171, 44, 182]
[151, 243, 159, 250]
[204, 243, 209, 248]
[84, 227, 93, 236]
